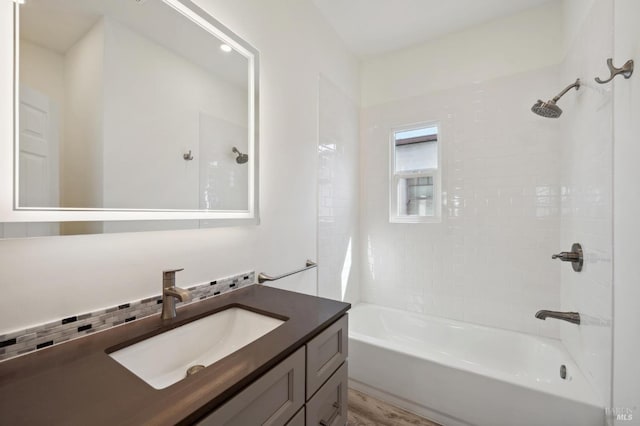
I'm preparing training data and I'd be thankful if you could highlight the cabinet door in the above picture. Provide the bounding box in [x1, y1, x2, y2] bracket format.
[198, 347, 305, 426]
[306, 361, 348, 426]
[306, 315, 348, 399]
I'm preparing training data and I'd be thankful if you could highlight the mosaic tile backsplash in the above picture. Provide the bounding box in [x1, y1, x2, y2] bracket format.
[0, 271, 254, 362]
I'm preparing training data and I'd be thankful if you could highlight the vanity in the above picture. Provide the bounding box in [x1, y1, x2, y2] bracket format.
[0, 285, 350, 425]
[0, 1, 350, 422]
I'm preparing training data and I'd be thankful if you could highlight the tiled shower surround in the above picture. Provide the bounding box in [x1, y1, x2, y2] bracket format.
[558, 0, 613, 407]
[355, 0, 612, 412]
[0, 271, 254, 361]
[360, 66, 564, 339]
[318, 75, 360, 304]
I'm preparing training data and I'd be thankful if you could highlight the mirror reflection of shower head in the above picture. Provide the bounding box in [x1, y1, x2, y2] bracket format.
[531, 78, 581, 118]
[232, 147, 248, 164]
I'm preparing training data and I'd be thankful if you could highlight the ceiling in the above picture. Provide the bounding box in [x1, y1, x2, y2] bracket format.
[312, 0, 557, 56]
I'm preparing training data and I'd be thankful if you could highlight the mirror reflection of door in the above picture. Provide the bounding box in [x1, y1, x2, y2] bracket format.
[7, 85, 60, 237]
[19, 85, 59, 207]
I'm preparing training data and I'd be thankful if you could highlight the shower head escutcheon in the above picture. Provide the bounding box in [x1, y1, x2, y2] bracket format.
[232, 147, 248, 164]
[531, 78, 581, 118]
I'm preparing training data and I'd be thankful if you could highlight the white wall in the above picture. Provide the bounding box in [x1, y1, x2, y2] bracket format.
[561, 0, 597, 55]
[198, 113, 248, 211]
[612, 0, 640, 423]
[317, 75, 360, 304]
[63, 19, 105, 211]
[360, 1, 564, 107]
[558, 0, 613, 409]
[0, 0, 359, 334]
[102, 17, 247, 211]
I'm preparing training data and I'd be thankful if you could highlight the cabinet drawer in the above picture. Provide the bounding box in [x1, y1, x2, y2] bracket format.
[198, 347, 305, 426]
[306, 314, 348, 398]
[285, 407, 305, 426]
[306, 361, 348, 426]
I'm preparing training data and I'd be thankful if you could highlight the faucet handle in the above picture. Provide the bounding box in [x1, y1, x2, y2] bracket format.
[162, 268, 184, 287]
[163, 268, 184, 275]
[551, 252, 579, 261]
[551, 243, 583, 272]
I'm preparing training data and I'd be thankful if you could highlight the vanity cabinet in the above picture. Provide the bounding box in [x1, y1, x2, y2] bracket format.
[305, 314, 349, 426]
[0, 285, 351, 426]
[306, 315, 348, 398]
[198, 314, 348, 426]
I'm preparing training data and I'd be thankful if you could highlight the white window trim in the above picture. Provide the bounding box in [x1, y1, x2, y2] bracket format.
[389, 121, 442, 224]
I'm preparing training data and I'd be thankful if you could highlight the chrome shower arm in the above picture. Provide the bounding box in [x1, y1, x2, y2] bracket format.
[552, 79, 581, 102]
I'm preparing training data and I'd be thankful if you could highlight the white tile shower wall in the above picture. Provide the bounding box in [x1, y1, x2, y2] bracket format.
[318, 76, 360, 304]
[360, 66, 563, 338]
[559, 0, 613, 408]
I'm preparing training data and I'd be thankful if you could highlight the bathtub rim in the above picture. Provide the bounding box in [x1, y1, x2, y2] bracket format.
[349, 337, 605, 426]
[348, 302, 603, 409]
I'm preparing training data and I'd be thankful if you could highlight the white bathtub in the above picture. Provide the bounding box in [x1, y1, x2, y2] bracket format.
[348, 303, 604, 426]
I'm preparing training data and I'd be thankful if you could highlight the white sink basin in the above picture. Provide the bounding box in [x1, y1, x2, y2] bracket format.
[109, 307, 285, 389]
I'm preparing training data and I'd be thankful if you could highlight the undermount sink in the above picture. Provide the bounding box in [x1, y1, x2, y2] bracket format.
[108, 307, 285, 389]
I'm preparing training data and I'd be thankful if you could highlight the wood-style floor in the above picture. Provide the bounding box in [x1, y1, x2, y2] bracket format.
[347, 388, 441, 426]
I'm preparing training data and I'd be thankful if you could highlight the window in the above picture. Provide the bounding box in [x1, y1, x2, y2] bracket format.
[390, 123, 440, 223]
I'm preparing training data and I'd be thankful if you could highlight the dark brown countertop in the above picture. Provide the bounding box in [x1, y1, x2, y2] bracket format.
[0, 285, 350, 425]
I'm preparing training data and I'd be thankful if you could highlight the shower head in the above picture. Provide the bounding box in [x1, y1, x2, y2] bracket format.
[531, 78, 581, 118]
[232, 147, 248, 164]
[531, 99, 563, 118]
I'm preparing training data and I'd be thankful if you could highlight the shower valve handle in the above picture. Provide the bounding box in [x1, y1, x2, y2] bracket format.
[551, 252, 580, 262]
[551, 243, 583, 272]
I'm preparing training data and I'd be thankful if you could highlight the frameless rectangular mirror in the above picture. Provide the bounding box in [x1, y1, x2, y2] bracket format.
[0, 0, 259, 235]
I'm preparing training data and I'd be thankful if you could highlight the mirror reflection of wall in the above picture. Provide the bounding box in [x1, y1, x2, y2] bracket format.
[199, 113, 249, 211]
[18, 0, 250, 219]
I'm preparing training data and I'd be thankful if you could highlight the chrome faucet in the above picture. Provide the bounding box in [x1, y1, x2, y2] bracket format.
[535, 310, 581, 325]
[161, 268, 191, 320]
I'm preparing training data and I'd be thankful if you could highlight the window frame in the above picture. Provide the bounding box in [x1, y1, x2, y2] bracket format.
[389, 121, 442, 224]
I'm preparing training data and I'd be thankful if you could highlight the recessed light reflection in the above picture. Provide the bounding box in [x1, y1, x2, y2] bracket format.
[220, 44, 232, 53]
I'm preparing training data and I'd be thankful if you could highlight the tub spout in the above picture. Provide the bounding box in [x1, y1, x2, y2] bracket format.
[535, 310, 580, 325]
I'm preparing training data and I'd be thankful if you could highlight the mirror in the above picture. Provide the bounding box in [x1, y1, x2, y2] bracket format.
[0, 0, 259, 234]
